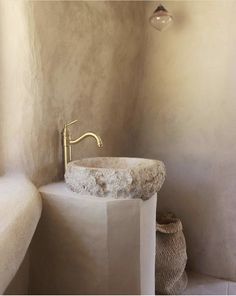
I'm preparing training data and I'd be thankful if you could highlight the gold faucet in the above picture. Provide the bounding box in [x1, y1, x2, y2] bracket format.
[62, 119, 103, 172]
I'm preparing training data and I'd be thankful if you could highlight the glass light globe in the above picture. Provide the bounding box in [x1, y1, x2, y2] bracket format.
[149, 4, 173, 32]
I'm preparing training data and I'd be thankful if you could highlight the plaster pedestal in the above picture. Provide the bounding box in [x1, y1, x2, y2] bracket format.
[30, 182, 157, 295]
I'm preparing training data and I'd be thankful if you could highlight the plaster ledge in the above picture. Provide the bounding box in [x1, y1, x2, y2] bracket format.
[0, 174, 42, 294]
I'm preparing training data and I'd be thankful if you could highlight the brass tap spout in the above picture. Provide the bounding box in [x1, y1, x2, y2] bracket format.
[70, 132, 103, 147]
[62, 120, 103, 173]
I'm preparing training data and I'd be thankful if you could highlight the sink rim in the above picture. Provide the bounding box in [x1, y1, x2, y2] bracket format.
[68, 157, 160, 171]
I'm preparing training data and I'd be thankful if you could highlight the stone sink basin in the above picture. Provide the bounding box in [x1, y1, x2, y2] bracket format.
[65, 157, 166, 200]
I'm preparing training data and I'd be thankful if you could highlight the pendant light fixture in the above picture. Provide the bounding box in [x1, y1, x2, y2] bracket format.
[149, 3, 173, 32]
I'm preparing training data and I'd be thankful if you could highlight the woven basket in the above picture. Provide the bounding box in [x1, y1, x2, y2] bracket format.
[155, 212, 188, 295]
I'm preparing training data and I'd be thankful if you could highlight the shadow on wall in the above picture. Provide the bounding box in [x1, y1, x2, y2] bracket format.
[172, 4, 189, 32]
[0, 1, 3, 176]
[102, 1, 147, 156]
[157, 155, 234, 279]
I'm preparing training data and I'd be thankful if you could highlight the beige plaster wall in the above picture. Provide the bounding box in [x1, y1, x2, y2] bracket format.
[132, 1, 236, 281]
[0, 0, 145, 186]
[0, 2, 144, 292]
[1, 0, 236, 285]
[5, 252, 29, 295]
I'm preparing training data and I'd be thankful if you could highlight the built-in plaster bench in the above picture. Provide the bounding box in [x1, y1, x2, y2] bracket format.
[0, 174, 41, 294]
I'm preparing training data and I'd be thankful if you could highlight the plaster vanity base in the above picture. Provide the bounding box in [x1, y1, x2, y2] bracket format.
[30, 182, 157, 295]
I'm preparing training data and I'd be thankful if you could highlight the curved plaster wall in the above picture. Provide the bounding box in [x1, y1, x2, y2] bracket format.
[2, 0, 235, 286]
[0, 1, 145, 293]
[0, 0, 145, 186]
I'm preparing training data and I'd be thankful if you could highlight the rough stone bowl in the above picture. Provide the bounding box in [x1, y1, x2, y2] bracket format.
[65, 157, 166, 200]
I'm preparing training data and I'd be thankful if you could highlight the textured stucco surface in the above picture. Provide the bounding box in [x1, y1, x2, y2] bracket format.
[132, 1, 236, 281]
[1, 0, 236, 286]
[0, 0, 145, 186]
[0, 1, 145, 293]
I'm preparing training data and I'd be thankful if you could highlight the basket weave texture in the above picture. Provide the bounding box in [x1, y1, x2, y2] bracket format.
[155, 212, 188, 295]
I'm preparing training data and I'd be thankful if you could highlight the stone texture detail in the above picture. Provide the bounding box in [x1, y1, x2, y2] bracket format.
[65, 157, 166, 200]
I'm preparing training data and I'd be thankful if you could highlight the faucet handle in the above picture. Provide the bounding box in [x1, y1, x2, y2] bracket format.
[65, 119, 78, 128]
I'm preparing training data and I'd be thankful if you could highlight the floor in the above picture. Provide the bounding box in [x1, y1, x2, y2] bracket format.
[184, 271, 236, 295]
